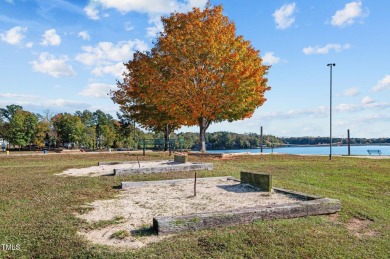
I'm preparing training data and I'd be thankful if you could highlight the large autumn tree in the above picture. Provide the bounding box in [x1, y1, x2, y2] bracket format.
[113, 4, 270, 152]
[112, 52, 181, 150]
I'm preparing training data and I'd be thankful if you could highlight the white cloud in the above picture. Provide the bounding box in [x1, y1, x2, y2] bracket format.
[303, 43, 350, 55]
[79, 83, 116, 98]
[92, 62, 125, 78]
[262, 52, 282, 65]
[341, 87, 359, 97]
[0, 26, 27, 45]
[78, 31, 90, 40]
[40, 29, 61, 46]
[146, 16, 164, 38]
[84, 0, 207, 20]
[361, 96, 375, 104]
[31, 52, 76, 78]
[76, 40, 148, 65]
[331, 1, 367, 27]
[372, 75, 390, 92]
[272, 3, 296, 30]
[84, 5, 100, 20]
[75, 40, 148, 77]
[25, 42, 33, 48]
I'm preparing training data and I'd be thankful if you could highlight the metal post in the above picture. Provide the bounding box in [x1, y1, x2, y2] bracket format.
[327, 63, 335, 160]
[260, 126, 263, 153]
[133, 121, 136, 150]
[347, 129, 351, 156]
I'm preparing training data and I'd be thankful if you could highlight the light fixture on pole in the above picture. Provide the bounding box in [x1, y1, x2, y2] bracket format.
[327, 63, 335, 160]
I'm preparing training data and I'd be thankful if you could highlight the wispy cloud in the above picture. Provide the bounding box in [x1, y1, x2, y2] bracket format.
[372, 75, 390, 92]
[0, 93, 39, 99]
[361, 96, 375, 104]
[124, 22, 134, 31]
[84, 0, 207, 20]
[79, 83, 116, 98]
[356, 113, 390, 123]
[78, 31, 90, 41]
[303, 43, 350, 55]
[260, 106, 327, 120]
[40, 29, 61, 46]
[0, 97, 91, 113]
[273, 3, 296, 30]
[0, 26, 27, 45]
[340, 87, 359, 97]
[331, 1, 368, 27]
[31, 52, 76, 78]
[336, 101, 390, 112]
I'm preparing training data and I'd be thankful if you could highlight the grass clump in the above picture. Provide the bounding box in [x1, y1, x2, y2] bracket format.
[84, 216, 126, 230]
[110, 230, 130, 240]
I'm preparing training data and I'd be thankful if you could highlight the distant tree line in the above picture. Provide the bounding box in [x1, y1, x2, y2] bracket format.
[1, 105, 388, 151]
[0, 105, 148, 150]
[281, 137, 390, 145]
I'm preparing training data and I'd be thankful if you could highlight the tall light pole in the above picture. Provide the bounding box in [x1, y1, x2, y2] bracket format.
[327, 63, 335, 160]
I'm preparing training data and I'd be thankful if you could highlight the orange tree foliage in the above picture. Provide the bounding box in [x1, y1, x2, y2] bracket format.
[112, 4, 270, 152]
[112, 51, 180, 149]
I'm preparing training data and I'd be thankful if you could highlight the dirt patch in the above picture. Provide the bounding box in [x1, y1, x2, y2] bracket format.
[345, 217, 376, 238]
[326, 213, 340, 222]
[76, 177, 300, 249]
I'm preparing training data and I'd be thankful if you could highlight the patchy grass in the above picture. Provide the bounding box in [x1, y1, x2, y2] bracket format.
[0, 152, 389, 258]
[82, 216, 126, 231]
[110, 230, 130, 240]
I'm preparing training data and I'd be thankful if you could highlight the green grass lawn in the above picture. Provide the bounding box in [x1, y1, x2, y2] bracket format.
[0, 152, 389, 258]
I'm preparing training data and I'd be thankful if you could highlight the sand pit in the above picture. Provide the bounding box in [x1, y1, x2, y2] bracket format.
[57, 160, 212, 177]
[76, 177, 301, 249]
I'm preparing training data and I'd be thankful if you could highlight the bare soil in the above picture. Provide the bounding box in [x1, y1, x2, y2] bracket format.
[57, 160, 178, 177]
[345, 218, 376, 238]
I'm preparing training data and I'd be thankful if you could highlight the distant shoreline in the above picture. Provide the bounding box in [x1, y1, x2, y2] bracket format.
[205, 143, 390, 150]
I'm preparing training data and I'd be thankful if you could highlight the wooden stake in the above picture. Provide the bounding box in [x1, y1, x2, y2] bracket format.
[194, 172, 197, 196]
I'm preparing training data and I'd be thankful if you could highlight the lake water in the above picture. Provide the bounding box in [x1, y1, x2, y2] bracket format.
[205, 145, 390, 156]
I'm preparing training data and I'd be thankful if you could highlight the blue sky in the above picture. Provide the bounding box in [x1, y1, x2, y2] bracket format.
[0, 0, 389, 138]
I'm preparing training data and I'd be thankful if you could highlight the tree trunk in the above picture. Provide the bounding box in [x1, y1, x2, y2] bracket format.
[164, 129, 169, 151]
[198, 118, 210, 153]
[164, 124, 172, 151]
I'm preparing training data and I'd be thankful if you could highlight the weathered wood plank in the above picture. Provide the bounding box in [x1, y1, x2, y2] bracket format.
[153, 198, 341, 235]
